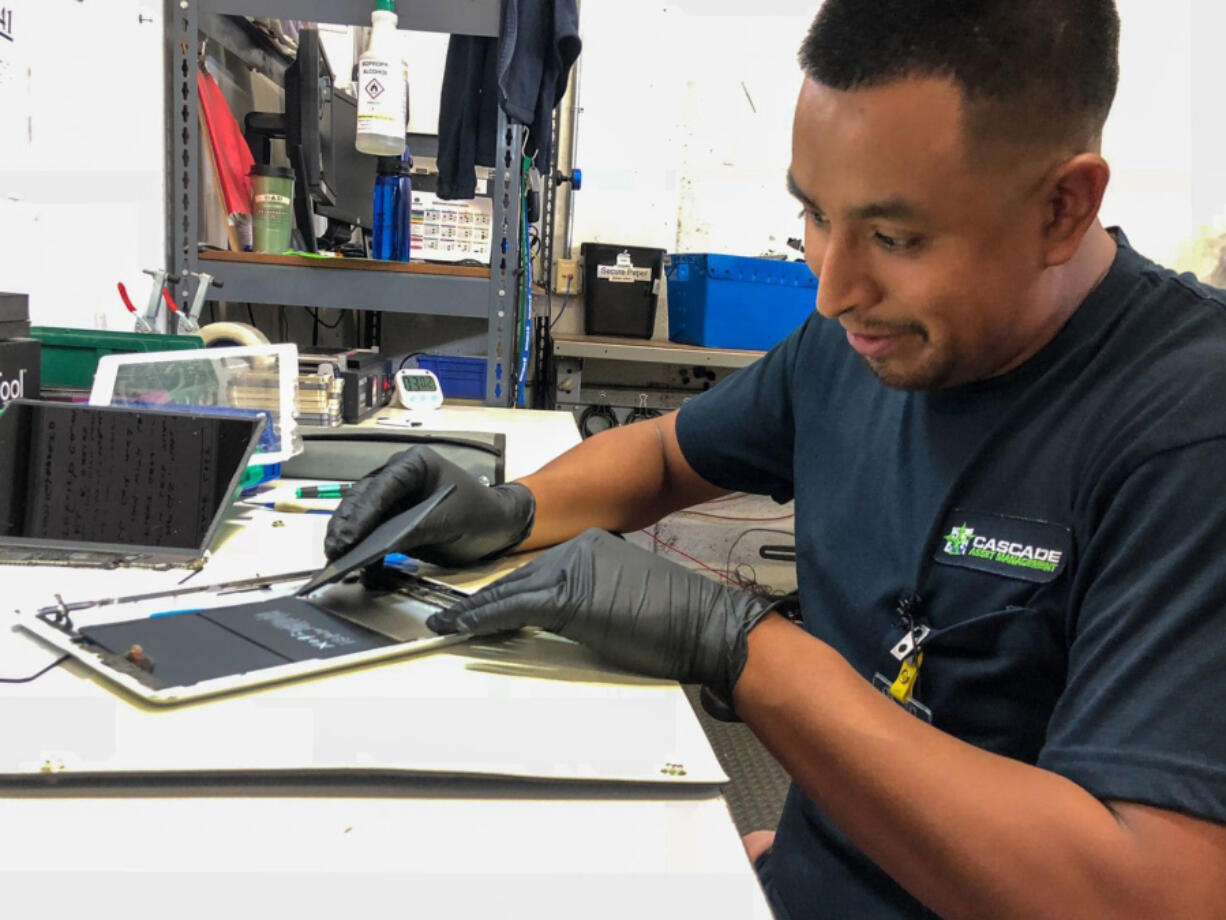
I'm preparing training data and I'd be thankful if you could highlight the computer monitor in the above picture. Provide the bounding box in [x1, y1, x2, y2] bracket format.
[244, 28, 375, 252]
[323, 86, 378, 236]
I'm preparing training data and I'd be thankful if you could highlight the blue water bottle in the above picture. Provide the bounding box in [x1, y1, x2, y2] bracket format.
[372, 149, 413, 261]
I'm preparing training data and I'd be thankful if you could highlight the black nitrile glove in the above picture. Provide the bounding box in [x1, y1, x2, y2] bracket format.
[426, 528, 774, 703]
[324, 446, 535, 567]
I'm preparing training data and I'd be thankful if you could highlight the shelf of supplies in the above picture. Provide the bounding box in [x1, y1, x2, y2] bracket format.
[172, 0, 524, 405]
[199, 251, 492, 316]
[198, 0, 500, 37]
[552, 334, 764, 369]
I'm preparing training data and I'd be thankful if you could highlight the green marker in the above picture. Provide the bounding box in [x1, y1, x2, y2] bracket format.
[295, 483, 353, 499]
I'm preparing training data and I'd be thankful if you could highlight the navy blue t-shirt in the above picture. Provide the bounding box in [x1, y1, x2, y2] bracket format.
[676, 234, 1226, 918]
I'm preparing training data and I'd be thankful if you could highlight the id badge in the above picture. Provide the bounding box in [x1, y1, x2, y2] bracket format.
[873, 672, 934, 723]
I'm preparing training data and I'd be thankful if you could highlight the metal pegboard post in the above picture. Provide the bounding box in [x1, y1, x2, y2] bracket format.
[485, 110, 526, 407]
[167, 0, 200, 294]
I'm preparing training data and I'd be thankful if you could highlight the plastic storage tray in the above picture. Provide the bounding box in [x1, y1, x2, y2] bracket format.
[30, 327, 204, 389]
[665, 254, 817, 351]
[416, 355, 487, 401]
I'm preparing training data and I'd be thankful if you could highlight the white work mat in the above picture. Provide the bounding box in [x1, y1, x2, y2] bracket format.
[1, 487, 727, 788]
[0, 627, 727, 787]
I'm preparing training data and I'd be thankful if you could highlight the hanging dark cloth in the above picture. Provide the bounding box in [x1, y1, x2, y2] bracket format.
[436, 0, 581, 200]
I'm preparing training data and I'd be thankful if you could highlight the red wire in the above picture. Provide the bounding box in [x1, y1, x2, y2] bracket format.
[162, 286, 180, 313]
[698, 492, 746, 505]
[641, 529, 740, 584]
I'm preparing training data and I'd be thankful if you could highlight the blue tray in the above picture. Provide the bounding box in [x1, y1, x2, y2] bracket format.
[666, 254, 817, 351]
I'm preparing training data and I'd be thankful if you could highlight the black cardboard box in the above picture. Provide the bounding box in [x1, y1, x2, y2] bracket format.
[581, 243, 666, 339]
[0, 293, 29, 323]
[0, 338, 40, 410]
[0, 320, 31, 340]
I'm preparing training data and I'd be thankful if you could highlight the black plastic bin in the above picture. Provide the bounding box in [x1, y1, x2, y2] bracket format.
[581, 243, 666, 338]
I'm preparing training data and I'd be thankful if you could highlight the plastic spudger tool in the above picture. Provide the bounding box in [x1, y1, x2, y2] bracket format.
[295, 484, 456, 597]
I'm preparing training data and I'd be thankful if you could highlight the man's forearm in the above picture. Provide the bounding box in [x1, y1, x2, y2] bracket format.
[734, 615, 1219, 919]
[515, 413, 724, 550]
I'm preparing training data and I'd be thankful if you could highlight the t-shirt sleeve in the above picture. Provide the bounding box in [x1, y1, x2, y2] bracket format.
[674, 316, 815, 503]
[1038, 437, 1226, 824]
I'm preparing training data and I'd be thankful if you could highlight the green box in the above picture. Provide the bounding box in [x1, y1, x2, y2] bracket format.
[29, 327, 205, 390]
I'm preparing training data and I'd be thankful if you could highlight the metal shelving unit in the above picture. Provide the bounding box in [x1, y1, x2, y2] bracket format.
[166, 0, 524, 406]
[196, 253, 492, 316]
[550, 334, 762, 414]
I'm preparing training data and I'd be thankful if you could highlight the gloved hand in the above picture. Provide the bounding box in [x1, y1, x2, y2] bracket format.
[426, 528, 775, 703]
[324, 446, 535, 568]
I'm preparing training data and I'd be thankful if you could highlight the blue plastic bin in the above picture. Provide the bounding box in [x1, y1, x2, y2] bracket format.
[666, 254, 817, 351]
[417, 355, 488, 400]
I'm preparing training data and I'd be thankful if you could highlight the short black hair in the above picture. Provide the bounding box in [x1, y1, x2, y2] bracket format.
[800, 0, 1120, 157]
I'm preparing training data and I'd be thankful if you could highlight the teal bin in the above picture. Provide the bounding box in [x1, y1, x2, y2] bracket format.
[665, 254, 817, 351]
[29, 326, 205, 390]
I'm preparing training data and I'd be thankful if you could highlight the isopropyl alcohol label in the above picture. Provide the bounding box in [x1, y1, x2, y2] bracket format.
[934, 509, 1072, 584]
[357, 59, 407, 133]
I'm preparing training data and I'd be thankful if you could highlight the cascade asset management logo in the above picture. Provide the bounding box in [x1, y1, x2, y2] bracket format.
[942, 521, 1064, 574]
[944, 524, 974, 556]
[934, 510, 1071, 584]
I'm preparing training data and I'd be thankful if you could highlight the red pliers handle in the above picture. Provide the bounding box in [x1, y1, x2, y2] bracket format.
[117, 282, 139, 315]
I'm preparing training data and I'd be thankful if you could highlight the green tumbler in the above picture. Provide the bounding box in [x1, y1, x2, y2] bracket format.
[250, 165, 295, 253]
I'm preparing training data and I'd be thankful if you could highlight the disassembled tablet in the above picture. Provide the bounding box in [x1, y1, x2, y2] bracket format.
[15, 487, 472, 705]
[18, 566, 469, 706]
[0, 400, 264, 569]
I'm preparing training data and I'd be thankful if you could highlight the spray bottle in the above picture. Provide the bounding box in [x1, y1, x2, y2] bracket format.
[356, 0, 407, 156]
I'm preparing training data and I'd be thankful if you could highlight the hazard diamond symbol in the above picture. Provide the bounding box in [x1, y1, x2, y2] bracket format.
[366, 79, 385, 99]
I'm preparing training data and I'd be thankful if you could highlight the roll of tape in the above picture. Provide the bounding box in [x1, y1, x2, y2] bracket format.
[196, 322, 271, 348]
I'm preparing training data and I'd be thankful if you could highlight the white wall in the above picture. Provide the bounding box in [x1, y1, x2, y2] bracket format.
[571, 0, 1226, 275]
[0, 0, 165, 329]
[1, 2, 1222, 337]
[1101, 0, 1226, 273]
[571, 1, 812, 257]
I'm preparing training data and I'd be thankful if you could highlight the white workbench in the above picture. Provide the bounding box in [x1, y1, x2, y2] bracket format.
[0, 406, 772, 919]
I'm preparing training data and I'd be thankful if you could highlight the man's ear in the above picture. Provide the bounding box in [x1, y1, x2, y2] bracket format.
[1041, 153, 1111, 267]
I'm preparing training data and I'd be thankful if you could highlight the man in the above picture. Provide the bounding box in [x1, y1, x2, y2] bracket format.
[327, 1, 1226, 916]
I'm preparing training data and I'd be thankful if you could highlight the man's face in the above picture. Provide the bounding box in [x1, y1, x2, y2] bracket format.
[789, 77, 1052, 389]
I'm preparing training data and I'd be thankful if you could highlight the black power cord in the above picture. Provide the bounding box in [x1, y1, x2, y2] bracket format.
[398, 351, 427, 371]
[0, 655, 69, 684]
[308, 307, 345, 330]
[578, 405, 619, 439]
[625, 407, 663, 425]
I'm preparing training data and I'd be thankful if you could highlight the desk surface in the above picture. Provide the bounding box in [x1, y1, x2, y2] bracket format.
[0, 405, 770, 916]
[1, 786, 770, 919]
